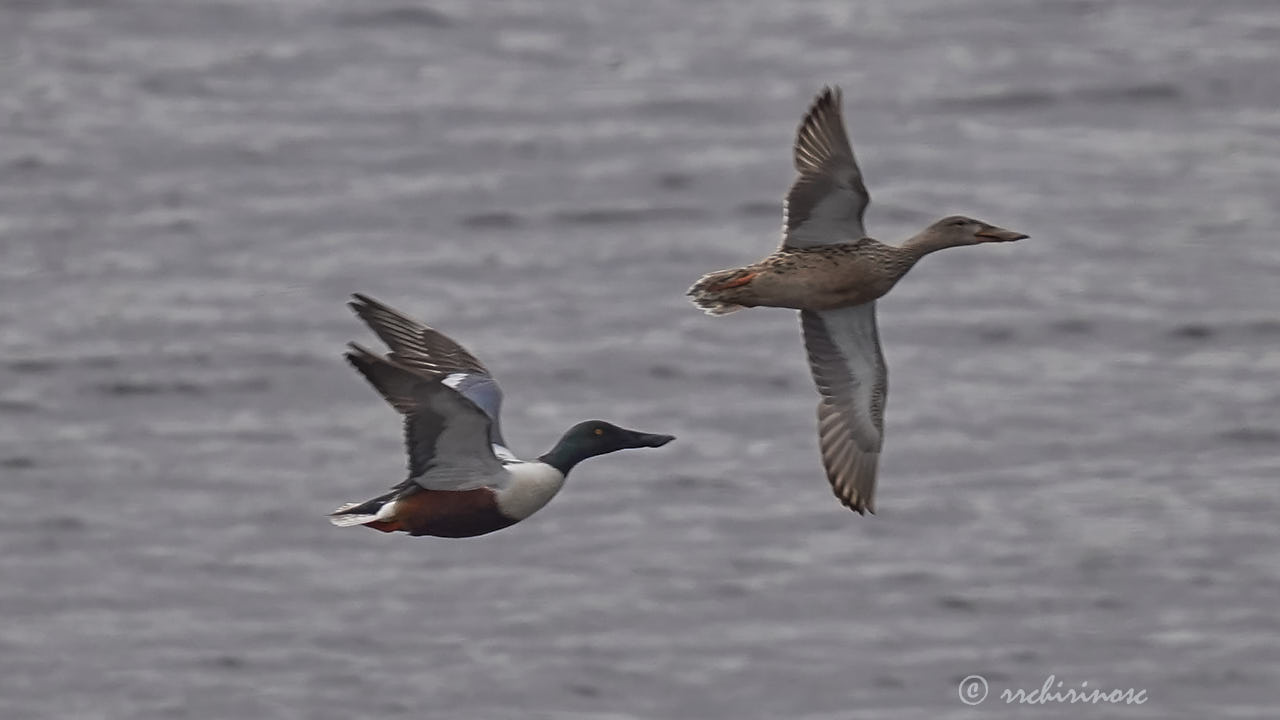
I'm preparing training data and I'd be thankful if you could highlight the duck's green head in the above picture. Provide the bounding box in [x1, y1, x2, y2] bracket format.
[539, 420, 675, 474]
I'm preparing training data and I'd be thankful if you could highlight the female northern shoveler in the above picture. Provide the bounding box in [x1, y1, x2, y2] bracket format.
[688, 86, 1027, 515]
[330, 294, 675, 538]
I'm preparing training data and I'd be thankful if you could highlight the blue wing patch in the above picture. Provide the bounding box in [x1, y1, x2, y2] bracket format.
[441, 372, 507, 448]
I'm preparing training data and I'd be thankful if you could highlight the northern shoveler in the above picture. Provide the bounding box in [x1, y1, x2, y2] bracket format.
[330, 294, 675, 537]
[687, 86, 1027, 515]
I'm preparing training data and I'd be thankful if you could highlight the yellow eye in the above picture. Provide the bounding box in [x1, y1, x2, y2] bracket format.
[594, 428, 604, 436]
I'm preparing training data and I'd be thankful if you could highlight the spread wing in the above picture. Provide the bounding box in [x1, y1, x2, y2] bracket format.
[800, 303, 887, 514]
[782, 86, 871, 250]
[345, 344, 505, 491]
[348, 294, 508, 450]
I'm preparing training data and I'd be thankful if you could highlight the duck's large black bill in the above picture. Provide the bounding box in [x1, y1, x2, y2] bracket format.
[626, 431, 676, 448]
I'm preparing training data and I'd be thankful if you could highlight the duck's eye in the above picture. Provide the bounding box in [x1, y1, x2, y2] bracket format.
[951, 218, 966, 226]
[594, 427, 604, 436]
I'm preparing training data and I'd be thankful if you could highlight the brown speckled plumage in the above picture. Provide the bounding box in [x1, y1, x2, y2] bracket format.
[690, 239, 917, 312]
[688, 86, 1027, 514]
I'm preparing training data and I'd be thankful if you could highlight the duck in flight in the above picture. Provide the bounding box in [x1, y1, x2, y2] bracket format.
[330, 294, 675, 537]
[688, 86, 1027, 515]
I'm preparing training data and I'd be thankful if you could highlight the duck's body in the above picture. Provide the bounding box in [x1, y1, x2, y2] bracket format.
[690, 239, 912, 312]
[353, 488, 518, 538]
[341, 462, 564, 538]
[331, 294, 674, 538]
[688, 87, 1027, 514]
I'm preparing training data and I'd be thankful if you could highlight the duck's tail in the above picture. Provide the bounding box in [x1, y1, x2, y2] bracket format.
[328, 491, 398, 529]
[686, 268, 756, 316]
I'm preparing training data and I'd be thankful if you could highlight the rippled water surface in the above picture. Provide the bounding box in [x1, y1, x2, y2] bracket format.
[3, 1, 1279, 718]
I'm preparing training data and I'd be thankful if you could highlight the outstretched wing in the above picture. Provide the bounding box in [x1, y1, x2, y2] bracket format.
[346, 344, 505, 491]
[800, 303, 887, 514]
[348, 294, 508, 449]
[349, 293, 489, 376]
[782, 86, 871, 249]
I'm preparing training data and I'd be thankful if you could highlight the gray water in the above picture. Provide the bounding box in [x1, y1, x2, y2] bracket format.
[2, 1, 1278, 718]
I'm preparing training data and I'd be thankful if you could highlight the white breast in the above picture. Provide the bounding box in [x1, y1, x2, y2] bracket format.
[494, 462, 566, 520]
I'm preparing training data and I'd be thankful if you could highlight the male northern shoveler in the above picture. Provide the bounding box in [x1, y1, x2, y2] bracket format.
[330, 294, 675, 537]
[687, 86, 1028, 515]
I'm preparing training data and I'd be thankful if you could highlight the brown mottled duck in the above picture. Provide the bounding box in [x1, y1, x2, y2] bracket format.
[688, 86, 1028, 515]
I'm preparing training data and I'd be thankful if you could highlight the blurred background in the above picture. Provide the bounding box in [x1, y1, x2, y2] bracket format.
[2, 0, 1277, 718]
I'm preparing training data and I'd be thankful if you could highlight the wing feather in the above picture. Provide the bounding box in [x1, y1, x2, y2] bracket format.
[783, 86, 871, 249]
[800, 303, 887, 514]
[345, 344, 505, 491]
[348, 294, 508, 448]
[349, 293, 488, 376]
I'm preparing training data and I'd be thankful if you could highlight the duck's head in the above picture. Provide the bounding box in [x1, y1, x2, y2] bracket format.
[926, 215, 1029, 246]
[540, 421, 675, 474]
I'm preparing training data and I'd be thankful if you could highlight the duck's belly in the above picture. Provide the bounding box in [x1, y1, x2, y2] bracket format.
[385, 464, 565, 538]
[389, 488, 520, 538]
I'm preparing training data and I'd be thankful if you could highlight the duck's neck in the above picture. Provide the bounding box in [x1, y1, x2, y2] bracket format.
[538, 440, 590, 476]
[898, 231, 966, 261]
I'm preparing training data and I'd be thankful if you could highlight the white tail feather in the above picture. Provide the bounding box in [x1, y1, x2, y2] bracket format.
[699, 301, 745, 315]
[328, 512, 380, 527]
[327, 498, 397, 527]
[687, 271, 748, 316]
